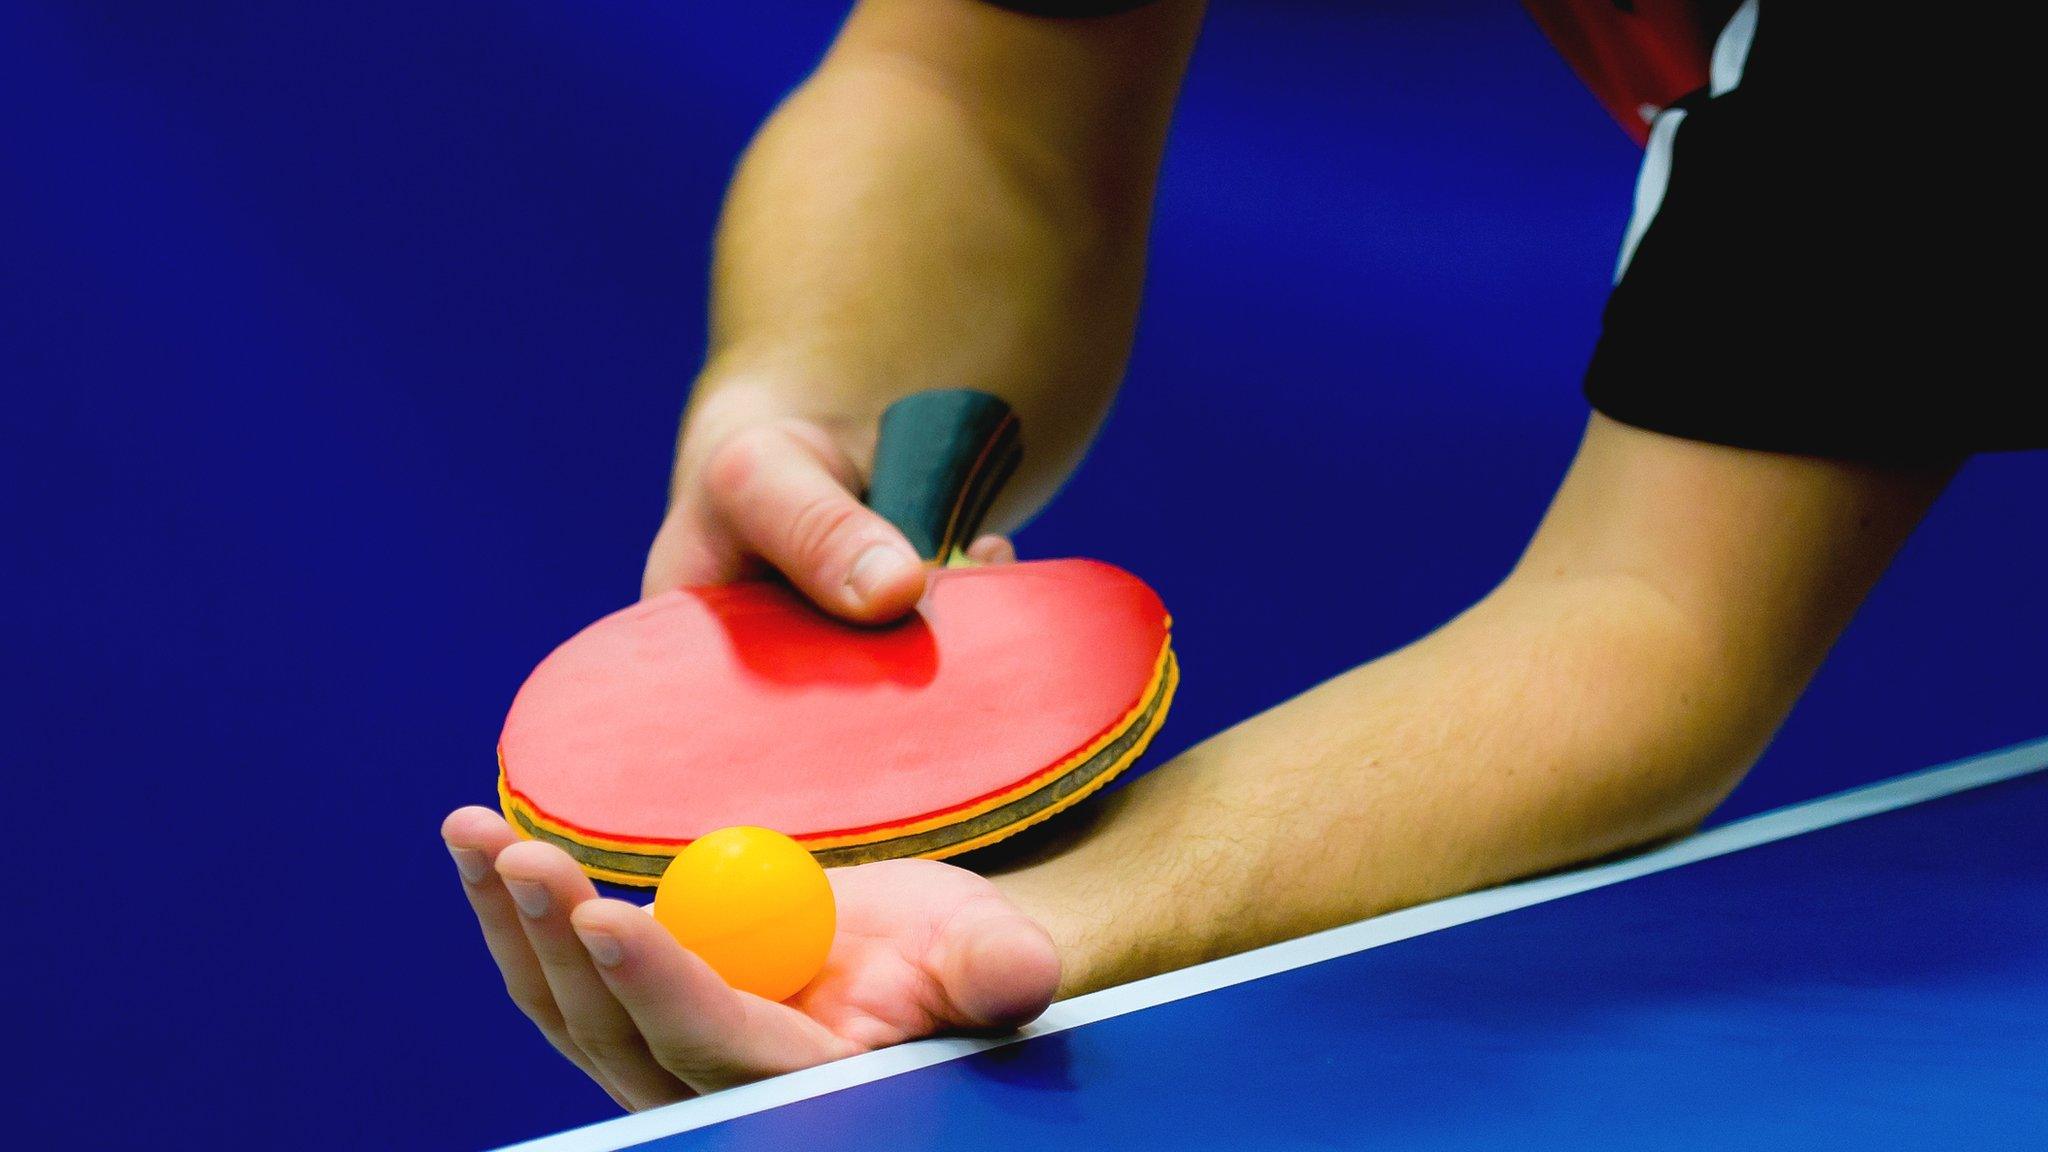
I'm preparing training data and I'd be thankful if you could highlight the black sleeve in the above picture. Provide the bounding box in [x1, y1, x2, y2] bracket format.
[1583, 1, 2045, 460]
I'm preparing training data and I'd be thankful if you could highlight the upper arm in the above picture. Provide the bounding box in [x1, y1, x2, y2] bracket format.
[1515, 414, 1956, 730]
[825, 0, 1206, 198]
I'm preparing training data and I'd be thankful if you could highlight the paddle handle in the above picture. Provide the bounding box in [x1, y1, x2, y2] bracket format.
[865, 390, 1023, 565]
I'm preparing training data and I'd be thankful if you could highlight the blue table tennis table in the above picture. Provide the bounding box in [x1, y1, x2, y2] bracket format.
[493, 737, 2048, 1151]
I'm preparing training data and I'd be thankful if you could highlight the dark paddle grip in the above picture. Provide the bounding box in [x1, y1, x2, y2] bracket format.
[865, 390, 1023, 565]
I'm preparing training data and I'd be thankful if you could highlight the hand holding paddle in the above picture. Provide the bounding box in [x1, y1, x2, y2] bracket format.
[499, 389, 1178, 884]
[640, 389, 1012, 621]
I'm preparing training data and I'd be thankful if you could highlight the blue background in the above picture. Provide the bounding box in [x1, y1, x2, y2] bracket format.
[3, 1, 2039, 1147]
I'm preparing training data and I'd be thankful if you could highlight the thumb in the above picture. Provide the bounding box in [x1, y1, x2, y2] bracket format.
[927, 898, 1062, 1031]
[701, 419, 927, 623]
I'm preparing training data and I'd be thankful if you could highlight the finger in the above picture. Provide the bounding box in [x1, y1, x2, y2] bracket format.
[571, 899, 858, 1093]
[495, 840, 690, 1110]
[641, 498, 754, 601]
[702, 419, 926, 622]
[925, 897, 1061, 1031]
[441, 808, 628, 1106]
[963, 534, 1017, 565]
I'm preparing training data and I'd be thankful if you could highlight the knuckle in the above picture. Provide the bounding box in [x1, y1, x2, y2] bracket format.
[781, 492, 865, 570]
[565, 1024, 645, 1067]
[702, 424, 777, 496]
[704, 417, 851, 501]
[647, 1042, 728, 1086]
[542, 1032, 593, 1069]
[504, 980, 560, 1027]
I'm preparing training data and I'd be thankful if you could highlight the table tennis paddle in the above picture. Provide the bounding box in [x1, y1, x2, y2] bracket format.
[497, 389, 1178, 886]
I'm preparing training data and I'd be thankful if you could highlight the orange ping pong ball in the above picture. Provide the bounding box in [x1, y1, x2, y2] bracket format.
[651, 826, 836, 1002]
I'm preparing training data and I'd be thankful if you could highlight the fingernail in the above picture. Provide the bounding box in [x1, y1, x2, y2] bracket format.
[506, 879, 550, 919]
[448, 845, 490, 885]
[576, 926, 623, 969]
[846, 543, 914, 602]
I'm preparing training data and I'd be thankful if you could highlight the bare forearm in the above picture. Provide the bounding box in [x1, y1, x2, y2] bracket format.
[995, 418, 1951, 997]
[996, 573, 1760, 994]
[687, 1, 1201, 520]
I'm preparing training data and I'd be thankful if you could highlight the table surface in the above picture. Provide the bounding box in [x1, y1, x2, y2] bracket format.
[501, 738, 2048, 1152]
